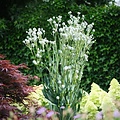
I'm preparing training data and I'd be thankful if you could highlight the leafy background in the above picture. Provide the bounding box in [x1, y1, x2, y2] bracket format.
[0, 0, 120, 92]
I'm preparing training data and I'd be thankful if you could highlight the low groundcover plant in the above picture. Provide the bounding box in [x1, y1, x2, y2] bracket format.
[23, 11, 95, 120]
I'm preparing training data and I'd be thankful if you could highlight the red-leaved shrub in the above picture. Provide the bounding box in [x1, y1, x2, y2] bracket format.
[0, 54, 33, 119]
[0, 54, 56, 120]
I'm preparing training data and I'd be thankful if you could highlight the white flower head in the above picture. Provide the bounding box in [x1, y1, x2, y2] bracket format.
[36, 53, 42, 58]
[37, 30, 42, 36]
[59, 28, 64, 33]
[33, 27, 37, 32]
[68, 11, 72, 15]
[93, 29, 95, 32]
[53, 20, 56, 25]
[76, 70, 79, 73]
[58, 50, 62, 54]
[67, 45, 74, 50]
[56, 96, 60, 100]
[26, 28, 32, 35]
[63, 66, 71, 71]
[68, 20, 73, 25]
[62, 22, 65, 26]
[33, 60, 39, 65]
[31, 43, 35, 47]
[53, 16, 55, 19]
[57, 15, 62, 22]
[49, 41, 56, 44]
[39, 40, 46, 45]
[84, 54, 88, 61]
[62, 84, 65, 88]
[58, 80, 62, 84]
[23, 39, 30, 45]
[43, 38, 49, 43]
[77, 12, 80, 15]
[47, 18, 52, 23]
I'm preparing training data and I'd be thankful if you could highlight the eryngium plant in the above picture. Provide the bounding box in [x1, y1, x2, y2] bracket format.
[23, 11, 95, 119]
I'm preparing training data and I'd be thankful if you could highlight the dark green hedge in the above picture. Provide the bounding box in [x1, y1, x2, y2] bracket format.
[80, 5, 120, 92]
[0, 1, 120, 91]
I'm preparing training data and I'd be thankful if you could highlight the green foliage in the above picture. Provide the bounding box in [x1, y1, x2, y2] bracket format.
[80, 78, 120, 119]
[0, 19, 7, 46]
[80, 5, 120, 92]
[0, 1, 119, 91]
[11, 84, 49, 113]
[0, 19, 7, 31]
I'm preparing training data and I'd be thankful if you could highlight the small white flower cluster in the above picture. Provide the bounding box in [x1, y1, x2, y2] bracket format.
[23, 28, 45, 49]
[63, 65, 72, 71]
[56, 96, 59, 100]
[47, 11, 95, 66]
[59, 12, 94, 45]
[23, 28, 55, 65]
[48, 15, 62, 35]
